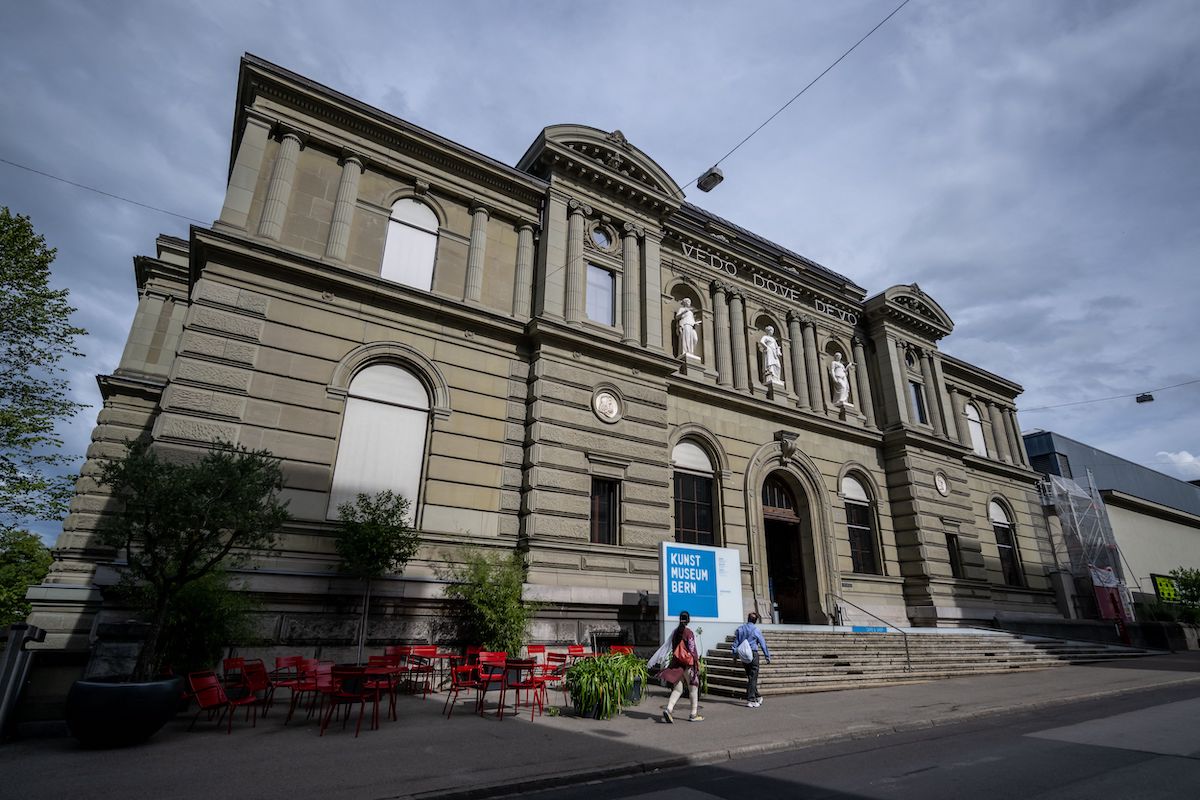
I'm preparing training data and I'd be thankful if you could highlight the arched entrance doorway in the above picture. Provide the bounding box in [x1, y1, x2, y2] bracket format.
[762, 472, 812, 624]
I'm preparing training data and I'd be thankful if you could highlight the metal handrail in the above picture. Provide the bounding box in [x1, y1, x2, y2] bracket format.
[825, 593, 911, 671]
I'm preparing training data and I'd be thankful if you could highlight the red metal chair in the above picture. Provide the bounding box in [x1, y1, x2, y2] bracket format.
[286, 659, 329, 725]
[505, 658, 542, 721]
[319, 667, 381, 737]
[567, 644, 594, 659]
[540, 652, 570, 707]
[366, 655, 400, 721]
[221, 656, 246, 691]
[187, 670, 258, 733]
[442, 657, 480, 718]
[475, 652, 507, 719]
[408, 645, 437, 697]
[609, 645, 634, 655]
[525, 644, 546, 667]
[240, 658, 276, 715]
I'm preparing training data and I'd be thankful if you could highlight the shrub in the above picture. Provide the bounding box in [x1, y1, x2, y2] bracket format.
[439, 549, 538, 655]
[565, 652, 648, 719]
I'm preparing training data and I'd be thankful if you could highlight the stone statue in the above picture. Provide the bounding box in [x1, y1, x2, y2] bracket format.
[675, 298, 701, 359]
[830, 352, 854, 407]
[758, 326, 782, 384]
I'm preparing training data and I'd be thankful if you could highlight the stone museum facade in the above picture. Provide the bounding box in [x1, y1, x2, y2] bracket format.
[28, 55, 1060, 674]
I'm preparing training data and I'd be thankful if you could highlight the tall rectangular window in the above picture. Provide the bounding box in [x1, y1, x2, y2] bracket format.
[846, 502, 880, 574]
[909, 381, 928, 424]
[946, 533, 965, 579]
[674, 472, 714, 546]
[586, 264, 614, 326]
[994, 524, 1023, 586]
[590, 478, 619, 545]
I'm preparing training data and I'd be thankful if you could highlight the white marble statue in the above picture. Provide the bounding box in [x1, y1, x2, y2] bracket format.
[758, 326, 782, 384]
[675, 298, 701, 359]
[830, 352, 854, 407]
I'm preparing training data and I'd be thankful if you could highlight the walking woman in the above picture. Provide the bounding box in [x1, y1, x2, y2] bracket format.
[659, 611, 702, 722]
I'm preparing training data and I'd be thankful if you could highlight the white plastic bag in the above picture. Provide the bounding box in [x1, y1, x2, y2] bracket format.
[735, 638, 754, 663]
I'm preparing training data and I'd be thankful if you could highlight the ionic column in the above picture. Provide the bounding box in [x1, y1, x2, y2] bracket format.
[621, 224, 642, 345]
[324, 153, 364, 261]
[802, 317, 825, 413]
[947, 387, 967, 442]
[512, 223, 535, 318]
[728, 291, 749, 391]
[986, 400, 1012, 463]
[931, 354, 958, 443]
[257, 129, 305, 240]
[641, 229, 664, 351]
[464, 202, 490, 303]
[920, 350, 945, 436]
[786, 311, 810, 409]
[711, 281, 733, 387]
[852, 335, 876, 428]
[564, 199, 590, 325]
[1004, 408, 1028, 466]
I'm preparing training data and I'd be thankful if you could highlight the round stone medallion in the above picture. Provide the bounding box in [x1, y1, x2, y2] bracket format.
[592, 389, 622, 423]
[934, 472, 950, 497]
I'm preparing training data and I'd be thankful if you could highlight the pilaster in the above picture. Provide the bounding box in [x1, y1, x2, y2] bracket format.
[218, 112, 272, 230]
[786, 311, 810, 409]
[564, 199, 590, 326]
[920, 350, 945, 436]
[513, 223, 535, 318]
[802, 317, 824, 413]
[641, 228, 664, 351]
[465, 201, 491, 302]
[852, 335, 876, 428]
[711, 281, 733, 387]
[257, 128, 305, 240]
[621, 223, 642, 345]
[728, 290, 749, 391]
[324, 153, 364, 261]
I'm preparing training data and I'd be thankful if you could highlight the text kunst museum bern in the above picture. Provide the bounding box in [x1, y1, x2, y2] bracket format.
[680, 242, 858, 325]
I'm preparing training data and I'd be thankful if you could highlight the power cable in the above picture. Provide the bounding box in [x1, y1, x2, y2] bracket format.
[679, 0, 914, 193]
[0, 156, 208, 225]
[1022, 378, 1200, 413]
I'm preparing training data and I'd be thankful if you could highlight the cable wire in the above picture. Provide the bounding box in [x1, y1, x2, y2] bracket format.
[1022, 378, 1200, 412]
[0, 156, 207, 225]
[680, 0, 914, 193]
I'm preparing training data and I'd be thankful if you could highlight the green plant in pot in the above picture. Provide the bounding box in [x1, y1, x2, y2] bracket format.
[66, 438, 289, 747]
[565, 652, 649, 720]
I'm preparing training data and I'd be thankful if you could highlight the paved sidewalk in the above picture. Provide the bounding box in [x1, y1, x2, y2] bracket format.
[4, 652, 1200, 800]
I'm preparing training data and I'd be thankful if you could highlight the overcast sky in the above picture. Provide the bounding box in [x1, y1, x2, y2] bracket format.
[3, 0, 1198, 542]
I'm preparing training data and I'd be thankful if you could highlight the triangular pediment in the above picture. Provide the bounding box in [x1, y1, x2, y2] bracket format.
[864, 283, 954, 339]
[517, 124, 683, 202]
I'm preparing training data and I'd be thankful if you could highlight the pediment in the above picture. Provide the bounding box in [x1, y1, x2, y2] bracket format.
[864, 283, 954, 338]
[517, 124, 683, 201]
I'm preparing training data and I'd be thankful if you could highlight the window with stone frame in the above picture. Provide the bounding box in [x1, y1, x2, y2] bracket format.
[381, 198, 438, 290]
[590, 478, 620, 545]
[586, 263, 615, 326]
[964, 402, 989, 457]
[841, 475, 881, 575]
[328, 363, 430, 519]
[672, 440, 716, 546]
[908, 381, 929, 424]
[989, 500, 1023, 586]
[946, 533, 965, 579]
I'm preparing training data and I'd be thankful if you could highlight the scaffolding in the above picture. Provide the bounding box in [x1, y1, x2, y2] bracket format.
[1039, 471, 1136, 621]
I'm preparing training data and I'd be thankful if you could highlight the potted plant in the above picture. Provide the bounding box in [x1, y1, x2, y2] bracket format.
[65, 438, 289, 747]
[564, 652, 649, 720]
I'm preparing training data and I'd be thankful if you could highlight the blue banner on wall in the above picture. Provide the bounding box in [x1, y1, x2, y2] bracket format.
[663, 545, 719, 618]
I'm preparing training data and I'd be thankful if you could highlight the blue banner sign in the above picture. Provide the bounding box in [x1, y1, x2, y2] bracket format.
[664, 546, 718, 618]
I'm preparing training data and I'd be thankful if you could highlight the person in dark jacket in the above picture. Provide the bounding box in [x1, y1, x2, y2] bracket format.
[659, 611, 702, 722]
[732, 611, 772, 707]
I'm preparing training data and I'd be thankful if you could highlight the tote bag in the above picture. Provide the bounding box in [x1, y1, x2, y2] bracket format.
[735, 638, 754, 663]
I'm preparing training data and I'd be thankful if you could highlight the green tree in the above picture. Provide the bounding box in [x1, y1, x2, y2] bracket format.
[97, 439, 290, 680]
[1169, 567, 1200, 608]
[440, 549, 539, 655]
[0, 207, 87, 532]
[335, 491, 419, 664]
[0, 528, 52, 628]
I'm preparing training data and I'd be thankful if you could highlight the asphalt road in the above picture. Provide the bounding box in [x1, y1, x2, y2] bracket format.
[519, 683, 1200, 800]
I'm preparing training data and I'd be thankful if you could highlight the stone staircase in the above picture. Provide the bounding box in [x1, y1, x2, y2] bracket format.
[703, 629, 1159, 698]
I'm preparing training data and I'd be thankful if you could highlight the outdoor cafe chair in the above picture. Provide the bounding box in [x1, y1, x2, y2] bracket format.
[567, 644, 595, 659]
[525, 644, 546, 667]
[319, 667, 381, 738]
[609, 645, 635, 655]
[187, 670, 258, 734]
[366, 655, 400, 721]
[442, 657, 480, 718]
[475, 652, 507, 719]
[285, 659, 329, 725]
[221, 657, 246, 690]
[505, 658, 542, 721]
[539, 652, 570, 707]
[240, 658, 277, 715]
[408, 645, 437, 697]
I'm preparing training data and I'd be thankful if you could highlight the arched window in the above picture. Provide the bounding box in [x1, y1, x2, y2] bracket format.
[672, 440, 716, 546]
[327, 363, 430, 519]
[381, 199, 438, 290]
[989, 500, 1023, 586]
[842, 476, 880, 575]
[965, 403, 988, 457]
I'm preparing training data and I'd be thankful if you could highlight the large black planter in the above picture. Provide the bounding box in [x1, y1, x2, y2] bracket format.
[65, 676, 184, 748]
